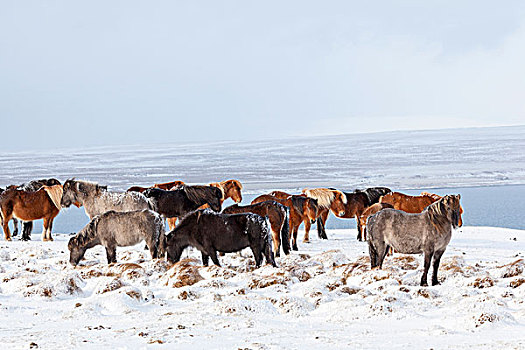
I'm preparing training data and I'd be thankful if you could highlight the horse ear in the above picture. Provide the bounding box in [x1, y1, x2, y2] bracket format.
[76, 182, 82, 193]
[457, 194, 461, 200]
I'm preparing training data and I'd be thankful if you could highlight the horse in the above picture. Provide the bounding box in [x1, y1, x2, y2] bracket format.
[165, 209, 276, 268]
[0, 184, 63, 241]
[356, 202, 394, 241]
[209, 179, 243, 204]
[126, 186, 150, 193]
[354, 187, 392, 205]
[379, 192, 436, 214]
[223, 200, 290, 257]
[11, 178, 62, 240]
[68, 209, 166, 265]
[153, 181, 185, 190]
[167, 179, 243, 229]
[61, 179, 153, 219]
[302, 188, 347, 239]
[421, 192, 464, 227]
[252, 194, 318, 250]
[143, 186, 222, 227]
[367, 195, 462, 286]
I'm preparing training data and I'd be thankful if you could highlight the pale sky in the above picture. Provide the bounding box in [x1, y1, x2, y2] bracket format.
[1, 1, 525, 150]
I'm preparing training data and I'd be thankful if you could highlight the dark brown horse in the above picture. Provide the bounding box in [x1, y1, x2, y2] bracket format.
[0, 185, 62, 241]
[252, 194, 318, 251]
[223, 200, 290, 257]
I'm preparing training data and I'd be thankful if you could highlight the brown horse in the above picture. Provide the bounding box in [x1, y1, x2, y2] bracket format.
[357, 203, 394, 241]
[379, 192, 435, 213]
[126, 186, 150, 193]
[302, 188, 347, 239]
[223, 200, 290, 257]
[210, 179, 243, 204]
[0, 185, 62, 241]
[252, 194, 318, 250]
[153, 181, 185, 190]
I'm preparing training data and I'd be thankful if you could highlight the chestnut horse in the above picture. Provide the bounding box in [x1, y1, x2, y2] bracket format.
[223, 200, 290, 257]
[379, 192, 435, 214]
[301, 188, 347, 239]
[252, 194, 318, 251]
[127, 181, 185, 193]
[209, 179, 243, 204]
[357, 202, 394, 241]
[0, 185, 62, 241]
[154, 181, 185, 190]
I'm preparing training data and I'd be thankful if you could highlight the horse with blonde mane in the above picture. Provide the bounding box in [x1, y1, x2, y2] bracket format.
[252, 194, 318, 250]
[301, 188, 347, 239]
[0, 183, 63, 241]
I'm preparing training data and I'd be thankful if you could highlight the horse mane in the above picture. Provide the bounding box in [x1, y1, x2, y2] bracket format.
[426, 197, 453, 235]
[70, 179, 107, 196]
[221, 179, 243, 190]
[43, 185, 63, 210]
[184, 185, 221, 205]
[302, 188, 346, 209]
[208, 182, 225, 199]
[421, 192, 441, 201]
[72, 216, 100, 247]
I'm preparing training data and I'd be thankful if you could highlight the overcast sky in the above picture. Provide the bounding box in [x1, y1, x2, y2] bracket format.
[1, 1, 524, 151]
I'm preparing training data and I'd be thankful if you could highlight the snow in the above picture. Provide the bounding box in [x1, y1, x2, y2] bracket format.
[1, 226, 525, 349]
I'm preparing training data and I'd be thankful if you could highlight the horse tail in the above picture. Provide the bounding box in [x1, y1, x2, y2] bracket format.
[281, 206, 291, 255]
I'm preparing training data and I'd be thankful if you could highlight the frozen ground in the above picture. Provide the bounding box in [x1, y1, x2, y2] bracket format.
[1, 226, 524, 349]
[0, 126, 524, 193]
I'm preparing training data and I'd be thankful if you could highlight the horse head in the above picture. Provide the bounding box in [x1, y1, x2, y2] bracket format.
[223, 180, 243, 204]
[331, 190, 346, 217]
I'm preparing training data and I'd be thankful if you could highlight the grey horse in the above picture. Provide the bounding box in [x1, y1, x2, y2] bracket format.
[61, 179, 153, 219]
[68, 209, 166, 265]
[366, 194, 461, 286]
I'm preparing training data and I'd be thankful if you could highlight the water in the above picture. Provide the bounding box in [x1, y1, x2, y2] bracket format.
[9, 184, 524, 237]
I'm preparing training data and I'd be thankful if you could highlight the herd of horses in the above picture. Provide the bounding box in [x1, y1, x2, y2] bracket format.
[0, 178, 463, 286]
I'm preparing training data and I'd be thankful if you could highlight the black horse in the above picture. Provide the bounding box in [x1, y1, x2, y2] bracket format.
[354, 187, 392, 206]
[1, 178, 61, 240]
[143, 185, 222, 219]
[166, 209, 277, 268]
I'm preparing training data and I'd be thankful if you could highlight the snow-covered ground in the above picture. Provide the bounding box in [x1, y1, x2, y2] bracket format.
[1, 226, 524, 349]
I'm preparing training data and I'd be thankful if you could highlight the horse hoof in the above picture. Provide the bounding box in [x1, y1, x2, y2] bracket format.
[420, 282, 428, 287]
[432, 281, 440, 286]
[292, 245, 298, 251]
[6, 238, 12, 241]
[302, 239, 310, 244]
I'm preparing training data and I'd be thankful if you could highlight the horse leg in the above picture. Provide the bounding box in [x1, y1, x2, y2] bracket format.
[46, 218, 54, 241]
[291, 224, 299, 251]
[303, 220, 311, 243]
[201, 252, 210, 266]
[431, 249, 446, 286]
[319, 210, 329, 239]
[167, 217, 177, 230]
[368, 241, 378, 268]
[12, 218, 18, 237]
[21, 221, 33, 241]
[2, 214, 12, 241]
[420, 250, 434, 287]
[264, 241, 277, 267]
[250, 245, 263, 268]
[105, 245, 117, 264]
[42, 218, 52, 242]
[209, 249, 221, 267]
